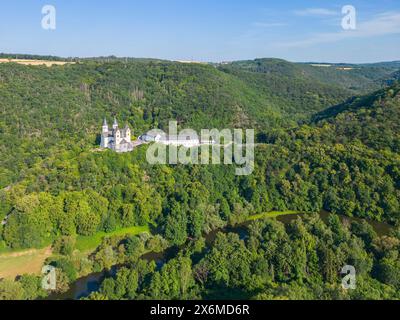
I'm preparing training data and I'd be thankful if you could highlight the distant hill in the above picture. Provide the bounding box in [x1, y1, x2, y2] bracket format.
[218, 59, 354, 120]
[220, 58, 399, 93]
[312, 82, 400, 153]
[0, 53, 73, 62]
[217, 58, 399, 121]
[382, 70, 400, 86]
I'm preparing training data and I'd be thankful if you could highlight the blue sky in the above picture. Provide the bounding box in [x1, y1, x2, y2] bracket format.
[0, 0, 399, 63]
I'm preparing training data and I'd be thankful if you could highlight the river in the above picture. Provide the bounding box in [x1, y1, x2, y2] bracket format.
[48, 211, 393, 300]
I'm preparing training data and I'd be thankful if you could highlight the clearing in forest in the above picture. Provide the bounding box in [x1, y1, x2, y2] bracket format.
[0, 247, 52, 279]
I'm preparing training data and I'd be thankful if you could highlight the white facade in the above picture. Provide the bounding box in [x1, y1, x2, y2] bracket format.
[140, 133, 216, 147]
[100, 118, 134, 153]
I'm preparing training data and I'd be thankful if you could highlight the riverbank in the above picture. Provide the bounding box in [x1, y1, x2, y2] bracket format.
[247, 210, 301, 221]
[75, 225, 150, 252]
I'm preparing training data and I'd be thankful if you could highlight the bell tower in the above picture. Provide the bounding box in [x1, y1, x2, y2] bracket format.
[125, 124, 132, 141]
[113, 117, 119, 131]
[102, 118, 108, 133]
[100, 118, 109, 148]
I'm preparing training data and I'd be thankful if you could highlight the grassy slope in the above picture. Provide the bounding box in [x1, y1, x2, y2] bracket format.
[247, 210, 301, 221]
[75, 225, 150, 252]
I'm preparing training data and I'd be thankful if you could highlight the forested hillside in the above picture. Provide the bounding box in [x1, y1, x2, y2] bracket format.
[0, 58, 399, 300]
[259, 83, 400, 223]
[313, 82, 400, 153]
[2, 58, 397, 189]
[221, 58, 398, 93]
[0, 60, 290, 188]
[217, 59, 399, 123]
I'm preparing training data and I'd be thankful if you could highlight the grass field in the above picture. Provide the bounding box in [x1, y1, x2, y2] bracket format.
[247, 211, 302, 221]
[0, 247, 52, 279]
[75, 225, 150, 252]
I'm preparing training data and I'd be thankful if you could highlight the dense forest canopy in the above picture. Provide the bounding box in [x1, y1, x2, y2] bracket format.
[0, 57, 399, 300]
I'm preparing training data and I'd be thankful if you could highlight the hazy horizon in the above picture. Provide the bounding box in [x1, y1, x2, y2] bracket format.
[1, 0, 400, 63]
[2, 52, 400, 65]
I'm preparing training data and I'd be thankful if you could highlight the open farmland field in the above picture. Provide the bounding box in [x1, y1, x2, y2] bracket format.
[0, 59, 74, 67]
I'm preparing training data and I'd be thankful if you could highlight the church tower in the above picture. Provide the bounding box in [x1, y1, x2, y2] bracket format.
[100, 118, 109, 148]
[113, 117, 119, 131]
[115, 128, 122, 146]
[125, 124, 132, 141]
[102, 118, 108, 133]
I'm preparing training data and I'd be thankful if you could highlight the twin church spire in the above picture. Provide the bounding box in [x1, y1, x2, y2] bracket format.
[100, 117, 134, 153]
[102, 117, 129, 132]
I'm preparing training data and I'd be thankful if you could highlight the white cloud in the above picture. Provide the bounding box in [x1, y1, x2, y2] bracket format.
[276, 11, 400, 48]
[294, 8, 338, 16]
